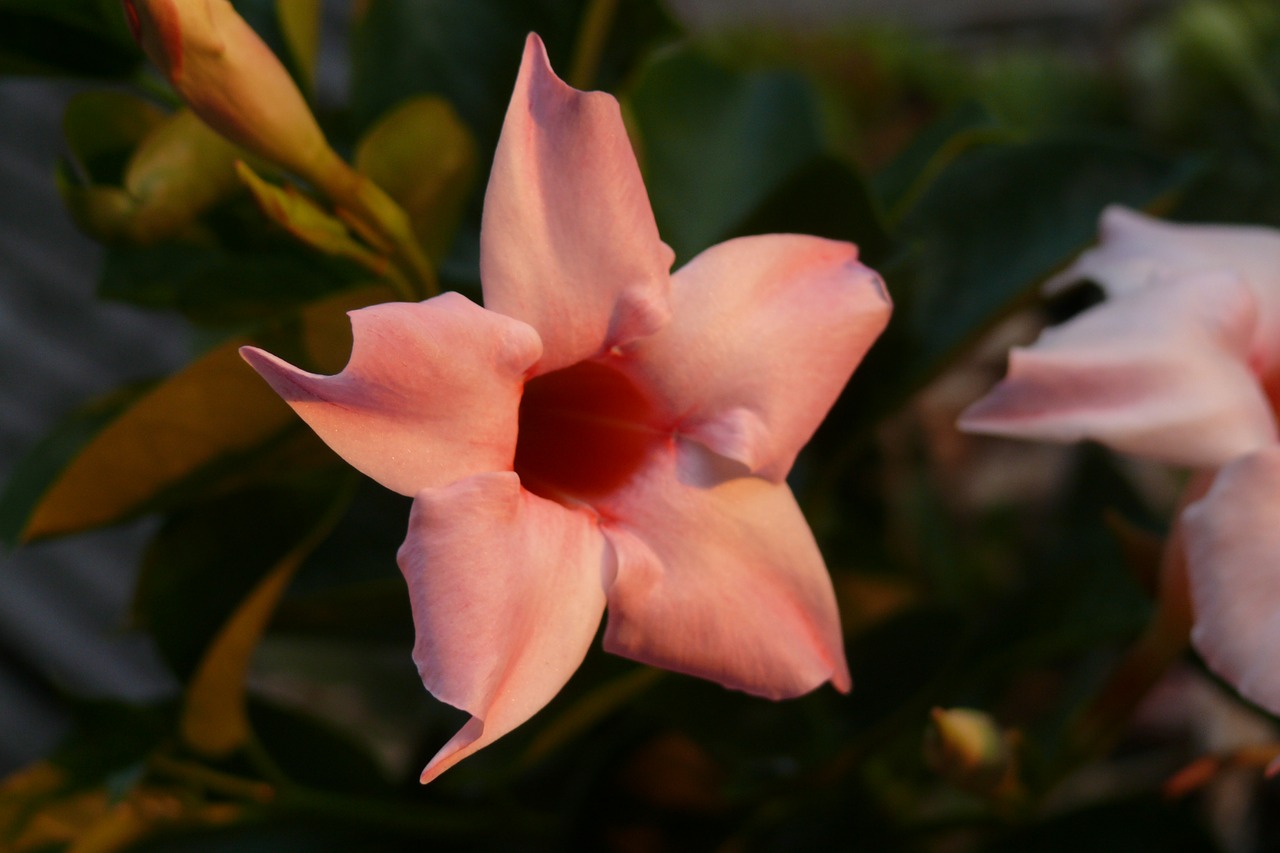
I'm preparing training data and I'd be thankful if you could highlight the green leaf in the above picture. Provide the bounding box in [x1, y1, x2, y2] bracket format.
[348, 0, 586, 152]
[896, 137, 1202, 387]
[0, 383, 149, 546]
[128, 471, 352, 757]
[354, 96, 479, 262]
[0, 0, 139, 77]
[53, 699, 176, 789]
[62, 109, 245, 246]
[62, 91, 165, 185]
[988, 795, 1216, 853]
[275, 0, 322, 92]
[729, 154, 893, 266]
[99, 242, 369, 326]
[819, 137, 1202, 444]
[871, 100, 1009, 224]
[272, 581, 413, 645]
[177, 476, 353, 756]
[236, 162, 389, 275]
[248, 699, 391, 795]
[118, 821, 420, 853]
[0, 285, 390, 544]
[626, 43, 826, 262]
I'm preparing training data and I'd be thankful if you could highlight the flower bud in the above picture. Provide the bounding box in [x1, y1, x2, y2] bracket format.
[122, 0, 343, 187]
[923, 707, 1016, 797]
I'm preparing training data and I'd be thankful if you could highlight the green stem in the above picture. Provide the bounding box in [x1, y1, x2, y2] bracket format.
[147, 754, 275, 804]
[316, 158, 438, 301]
[568, 0, 619, 90]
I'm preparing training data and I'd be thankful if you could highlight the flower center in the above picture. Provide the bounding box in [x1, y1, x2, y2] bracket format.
[514, 360, 663, 504]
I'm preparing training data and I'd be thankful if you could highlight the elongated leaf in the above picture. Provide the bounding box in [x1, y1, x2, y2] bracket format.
[871, 100, 1009, 223]
[177, 475, 352, 756]
[819, 137, 1202, 443]
[0, 384, 149, 546]
[248, 699, 391, 794]
[0, 0, 139, 77]
[729, 154, 892, 266]
[355, 96, 478, 261]
[63, 109, 244, 246]
[237, 162, 388, 274]
[99, 242, 368, 325]
[1, 285, 391, 544]
[348, 0, 584, 150]
[275, 0, 322, 92]
[626, 44, 825, 262]
[62, 91, 164, 185]
[896, 138, 1203, 385]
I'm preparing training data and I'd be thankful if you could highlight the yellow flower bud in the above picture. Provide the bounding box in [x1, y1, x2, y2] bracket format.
[923, 706, 1017, 797]
[122, 0, 343, 187]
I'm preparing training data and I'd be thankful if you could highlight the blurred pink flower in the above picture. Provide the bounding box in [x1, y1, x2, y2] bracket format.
[960, 205, 1280, 715]
[242, 34, 891, 782]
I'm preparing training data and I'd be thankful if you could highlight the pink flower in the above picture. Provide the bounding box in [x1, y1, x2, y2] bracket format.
[959, 205, 1280, 715]
[241, 34, 891, 783]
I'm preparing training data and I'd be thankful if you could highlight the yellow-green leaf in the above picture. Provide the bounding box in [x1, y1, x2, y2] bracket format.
[62, 91, 165, 185]
[236, 161, 389, 275]
[120, 110, 243, 244]
[180, 482, 352, 757]
[355, 96, 478, 261]
[276, 0, 323, 93]
[60, 107, 244, 245]
[10, 284, 391, 543]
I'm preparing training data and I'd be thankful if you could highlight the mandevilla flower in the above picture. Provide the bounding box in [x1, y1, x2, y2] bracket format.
[960, 205, 1280, 715]
[241, 35, 891, 782]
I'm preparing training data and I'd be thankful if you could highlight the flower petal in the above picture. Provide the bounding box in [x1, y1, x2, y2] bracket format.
[959, 271, 1276, 467]
[398, 472, 610, 783]
[597, 444, 850, 699]
[1183, 447, 1280, 714]
[240, 292, 541, 496]
[614, 234, 890, 481]
[1047, 205, 1280, 368]
[480, 33, 674, 374]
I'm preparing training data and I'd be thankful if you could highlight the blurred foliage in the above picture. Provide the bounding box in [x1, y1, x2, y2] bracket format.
[6, 0, 1280, 850]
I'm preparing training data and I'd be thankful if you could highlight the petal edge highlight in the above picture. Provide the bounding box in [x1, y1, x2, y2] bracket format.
[240, 292, 541, 496]
[1184, 448, 1280, 715]
[480, 33, 674, 374]
[398, 472, 610, 783]
[617, 234, 891, 481]
[599, 445, 850, 699]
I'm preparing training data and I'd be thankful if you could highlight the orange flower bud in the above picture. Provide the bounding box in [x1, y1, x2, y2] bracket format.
[122, 0, 343, 187]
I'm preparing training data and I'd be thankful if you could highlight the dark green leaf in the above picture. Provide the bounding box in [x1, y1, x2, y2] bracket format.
[0, 383, 149, 547]
[134, 473, 351, 682]
[99, 242, 366, 326]
[61, 91, 165, 185]
[988, 795, 1217, 853]
[730, 154, 892, 266]
[0, 0, 138, 77]
[120, 820, 420, 853]
[348, 0, 585, 152]
[52, 699, 176, 788]
[627, 43, 825, 262]
[820, 137, 1202, 446]
[248, 698, 391, 795]
[871, 100, 1007, 222]
[897, 137, 1202, 386]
